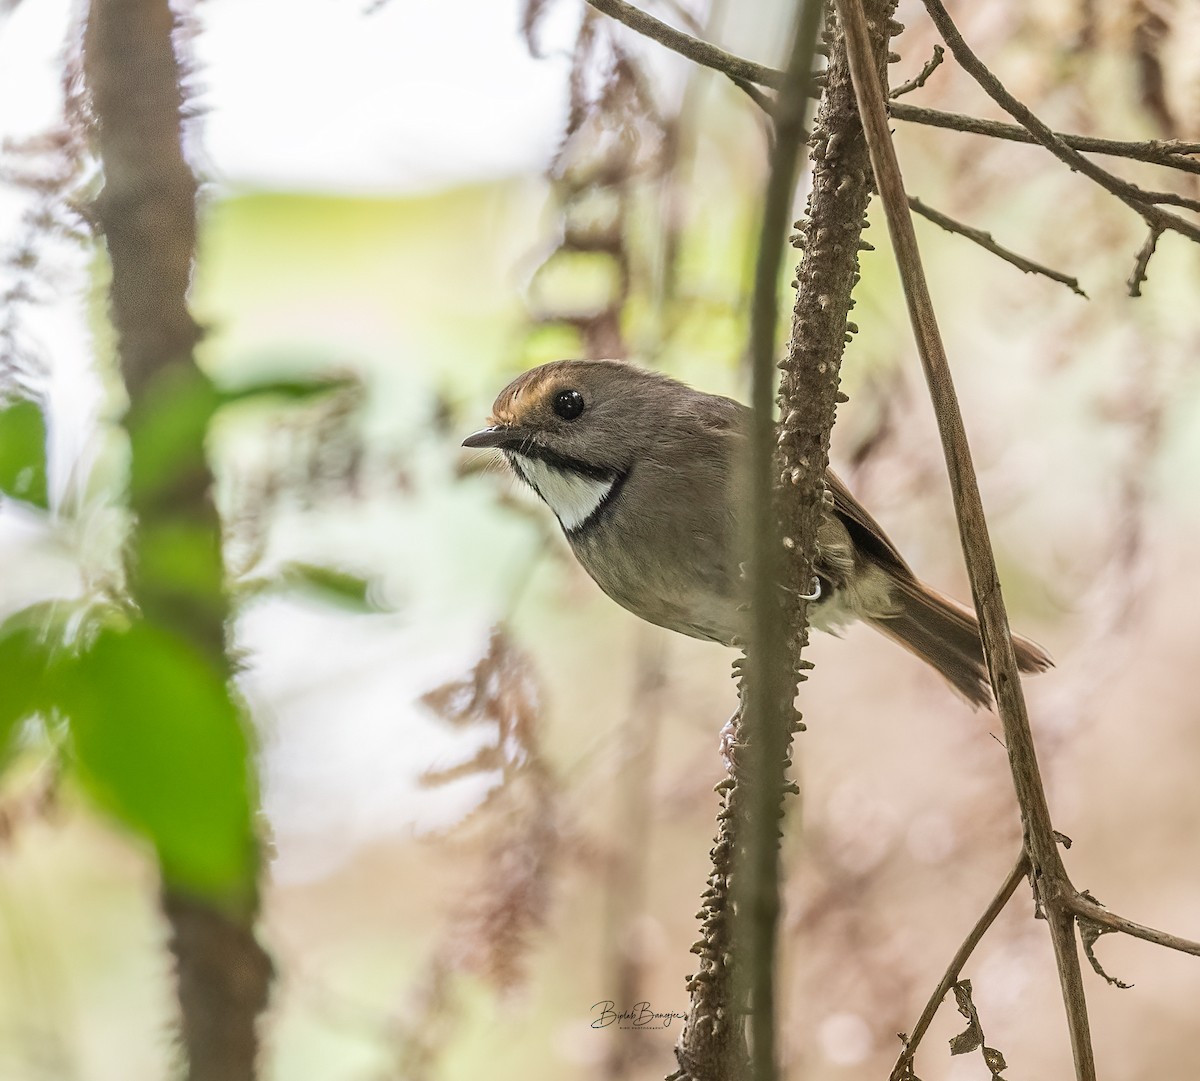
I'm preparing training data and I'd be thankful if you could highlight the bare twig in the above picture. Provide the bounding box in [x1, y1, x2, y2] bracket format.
[908, 195, 1086, 296]
[731, 76, 776, 118]
[1126, 225, 1163, 297]
[579, 2, 1200, 190]
[665, 0, 897, 1075]
[737, 3, 826, 1078]
[576, 6, 1200, 183]
[1066, 893, 1200, 959]
[890, 103, 1200, 176]
[919, 0, 1200, 293]
[585, 0, 784, 88]
[891, 852, 1030, 1081]
[889, 44, 943, 99]
[834, 0, 1098, 1077]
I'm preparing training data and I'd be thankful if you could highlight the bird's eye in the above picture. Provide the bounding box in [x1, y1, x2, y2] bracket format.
[552, 389, 585, 421]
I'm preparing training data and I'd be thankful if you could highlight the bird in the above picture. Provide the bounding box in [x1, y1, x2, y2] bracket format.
[463, 359, 1051, 706]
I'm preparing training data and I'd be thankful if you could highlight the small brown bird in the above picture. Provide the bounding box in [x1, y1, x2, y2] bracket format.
[464, 359, 1050, 706]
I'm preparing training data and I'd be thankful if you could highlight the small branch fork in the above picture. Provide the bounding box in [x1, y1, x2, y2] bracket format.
[908, 195, 1086, 296]
[917, 0, 1200, 293]
[585, 0, 1200, 295]
[834, 1, 1200, 1079]
[891, 851, 1030, 1081]
[889, 44, 943, 99]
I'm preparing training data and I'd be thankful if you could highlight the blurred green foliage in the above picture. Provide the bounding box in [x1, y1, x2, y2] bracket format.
[59, 621, 257, 903]
[0, 301, 375, 914]
[0, 608, 55, 767]
[0, 597, 260, 906]
[0, 396, 49, 510]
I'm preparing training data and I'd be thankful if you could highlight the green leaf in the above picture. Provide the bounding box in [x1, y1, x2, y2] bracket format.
[59, 621, 257, 902]
[217, 374, 357, 406]
[238, 561, 380, 611]
[0, 613, 56, 770]
[0, 397, 49, 509]
[281, 562, 377, 609]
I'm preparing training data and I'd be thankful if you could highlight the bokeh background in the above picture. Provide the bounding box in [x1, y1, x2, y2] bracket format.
[1, 0, 1199, 1078]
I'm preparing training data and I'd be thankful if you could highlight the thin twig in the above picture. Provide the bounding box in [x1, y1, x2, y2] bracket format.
[834, 1, 1098, 1078]
[586, 0, 783, 87]
[891, 852, 1030, 1081]
[738, 1, 825, 1077]
[909, 195, 1086, 296]
[919, 0, 1200, 294]
[731, 76, 776, 117]
[890, 103, 1200, 176]
[1126, 225, 1163, 297]
[580, 4, 1200, 183]
[1066, 893, 1200, 959]
[889, 44, 943, 99]
[583, 2, 1200, 186]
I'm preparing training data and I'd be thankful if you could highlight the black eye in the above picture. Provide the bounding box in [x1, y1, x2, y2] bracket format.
[553, 389, 585, 421]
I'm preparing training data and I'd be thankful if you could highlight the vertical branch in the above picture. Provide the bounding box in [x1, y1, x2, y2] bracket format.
[671, 3, 895, 1079]
[83, 2, 271, 1079]
[738, 4, 826, 1081]
[832, 0, 1096, 1078]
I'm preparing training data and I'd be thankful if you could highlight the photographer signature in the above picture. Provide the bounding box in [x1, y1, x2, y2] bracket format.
[591, 1000, 688, 1030]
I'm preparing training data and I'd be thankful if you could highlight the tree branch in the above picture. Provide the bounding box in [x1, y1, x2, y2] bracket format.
[889, 44, 943, 99]
[891, 852, 1030, 1081]
[834, 0, 1098, 1077]
[908, 195, 1086, 296]
[889, 102, 1200, 176]
[583, 0, 1200, 190]
[585, 0, 784, 88]
[737, 4, 826, 1078]
[1066, 893, 1200, 959]
[1126, 225, 1164, 298]
[666, 0, 898, 1076]
[919, 0, 1200, 293]
[580, 3, 1200, 183]
[83, 2, 271, 1077]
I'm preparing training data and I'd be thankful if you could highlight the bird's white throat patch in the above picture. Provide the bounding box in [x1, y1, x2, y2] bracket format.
[509, 455, 613, 531]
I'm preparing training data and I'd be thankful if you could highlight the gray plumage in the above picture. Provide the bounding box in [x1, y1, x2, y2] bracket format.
[464, 359, 1051, 707]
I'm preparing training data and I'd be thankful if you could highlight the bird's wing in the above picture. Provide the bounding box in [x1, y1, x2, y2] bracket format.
[824, 468, 915, 581]
[691, 394, 915, 581]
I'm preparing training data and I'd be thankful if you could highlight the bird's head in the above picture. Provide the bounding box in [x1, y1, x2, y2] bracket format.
[462, 359, 683, 530]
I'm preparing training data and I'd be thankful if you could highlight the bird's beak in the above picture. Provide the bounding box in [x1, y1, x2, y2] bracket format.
[462, 425, 521, 450]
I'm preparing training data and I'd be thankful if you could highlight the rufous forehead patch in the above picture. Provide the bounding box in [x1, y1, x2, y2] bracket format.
[490, 367, 561, 425]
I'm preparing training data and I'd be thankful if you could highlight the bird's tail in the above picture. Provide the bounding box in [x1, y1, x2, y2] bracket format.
[868, 577, 1052, 708]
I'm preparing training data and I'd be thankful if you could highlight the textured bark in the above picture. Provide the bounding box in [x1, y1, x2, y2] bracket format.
[671, 4, 896, 1080]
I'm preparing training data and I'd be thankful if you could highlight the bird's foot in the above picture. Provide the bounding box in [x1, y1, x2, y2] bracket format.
[719, 711, 739, 772]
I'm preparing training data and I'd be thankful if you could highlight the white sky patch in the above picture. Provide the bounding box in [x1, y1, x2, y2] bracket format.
[193, 0, 573, 193]
[1, 0, 573, 195]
